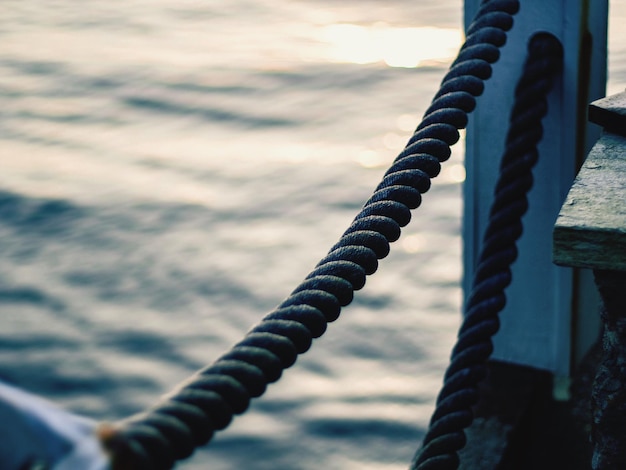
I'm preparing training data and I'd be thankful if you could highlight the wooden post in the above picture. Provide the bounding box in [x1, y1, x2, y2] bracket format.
[463, 0, 608, 377]
[554, 91, 626, 469]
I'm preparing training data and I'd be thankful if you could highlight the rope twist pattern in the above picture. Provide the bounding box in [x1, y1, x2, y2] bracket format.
[410, 31, 564, 470]
[101, 1, 522, 468]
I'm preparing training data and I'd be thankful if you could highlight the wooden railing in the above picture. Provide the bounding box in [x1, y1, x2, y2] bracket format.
[554, 90, 626, 469]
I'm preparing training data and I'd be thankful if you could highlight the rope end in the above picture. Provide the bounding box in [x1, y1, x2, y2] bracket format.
[97, 422, 142, 470]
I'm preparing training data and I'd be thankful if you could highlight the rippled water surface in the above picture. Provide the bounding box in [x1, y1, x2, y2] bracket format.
[1, 1, 625, 469]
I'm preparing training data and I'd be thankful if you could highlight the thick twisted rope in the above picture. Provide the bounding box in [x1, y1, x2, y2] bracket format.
[100, 1, 521, 468]
[410, 32, 564, 470]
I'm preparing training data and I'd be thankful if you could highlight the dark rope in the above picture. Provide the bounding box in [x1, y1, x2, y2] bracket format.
[100, 1, 521, 469]
[410, 32, 563, 470]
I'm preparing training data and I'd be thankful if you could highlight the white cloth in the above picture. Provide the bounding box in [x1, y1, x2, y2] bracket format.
[0, 380, 110, 470]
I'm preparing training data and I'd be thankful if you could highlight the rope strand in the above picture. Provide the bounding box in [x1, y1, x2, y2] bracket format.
[410, 31, 564, 470]
[101, 2, 521, 468]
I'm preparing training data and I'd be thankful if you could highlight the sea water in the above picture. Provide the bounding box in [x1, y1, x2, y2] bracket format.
[1, 2, 625, 469]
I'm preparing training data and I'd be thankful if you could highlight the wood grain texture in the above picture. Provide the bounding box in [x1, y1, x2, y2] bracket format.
[554, 132, 626, 270]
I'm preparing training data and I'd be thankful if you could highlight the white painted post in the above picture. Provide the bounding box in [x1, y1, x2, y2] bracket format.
[462, 1, 608, 377]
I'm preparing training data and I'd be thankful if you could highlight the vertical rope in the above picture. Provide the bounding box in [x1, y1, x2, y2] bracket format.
[410, 32, 563, 470]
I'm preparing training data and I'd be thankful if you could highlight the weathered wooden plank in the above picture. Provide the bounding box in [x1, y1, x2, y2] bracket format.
[588, 91, 626, 135]
[554, 132, 626, 270]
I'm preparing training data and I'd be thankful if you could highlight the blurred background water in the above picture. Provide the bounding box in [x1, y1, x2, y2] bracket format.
[0, 1, 625, 469]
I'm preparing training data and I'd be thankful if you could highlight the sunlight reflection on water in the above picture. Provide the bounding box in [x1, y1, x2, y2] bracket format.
[2, 1, 625, 469]
[310, 23, 462, 68]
